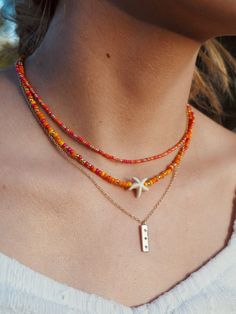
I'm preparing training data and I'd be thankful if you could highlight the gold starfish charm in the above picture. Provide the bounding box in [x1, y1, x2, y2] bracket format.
[128, 177, 149, 198]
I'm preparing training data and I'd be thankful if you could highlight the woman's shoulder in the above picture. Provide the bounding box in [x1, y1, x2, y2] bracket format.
[0, 64, 39, 186]
[191, 105, 236, 174]
[0, 64, 25, 123]
[0, 64, 34, 146]
[188, 107, 236, 246]
[0, 64, 18, 90]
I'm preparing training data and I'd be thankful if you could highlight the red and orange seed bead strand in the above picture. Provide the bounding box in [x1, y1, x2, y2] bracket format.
[16, 57, 194, 164]
[16, 61, 192, 190]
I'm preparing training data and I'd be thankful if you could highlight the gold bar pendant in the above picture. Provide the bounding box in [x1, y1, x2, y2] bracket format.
[140, 223, 149, 252]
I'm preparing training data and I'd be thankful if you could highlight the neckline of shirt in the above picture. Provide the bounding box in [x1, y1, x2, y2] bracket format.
[0, 218, 235, 313]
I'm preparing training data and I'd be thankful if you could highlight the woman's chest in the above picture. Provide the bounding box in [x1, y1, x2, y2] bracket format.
[0, 178, 234, 307]
[0, 155, 235, 307]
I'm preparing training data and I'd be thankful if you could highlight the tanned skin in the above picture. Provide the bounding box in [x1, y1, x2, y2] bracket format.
[0, 0, 235, 307]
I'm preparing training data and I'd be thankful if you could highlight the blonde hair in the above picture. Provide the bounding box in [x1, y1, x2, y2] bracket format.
[3, 0, 236, 121]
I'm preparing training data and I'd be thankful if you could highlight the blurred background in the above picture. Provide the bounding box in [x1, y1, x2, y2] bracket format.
[0, 0, 235, 131]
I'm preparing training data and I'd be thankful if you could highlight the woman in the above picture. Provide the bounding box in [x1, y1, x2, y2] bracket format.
[0, 0, 236, 313]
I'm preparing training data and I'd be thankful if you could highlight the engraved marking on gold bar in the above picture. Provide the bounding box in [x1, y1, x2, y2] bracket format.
[140, 223, 149, 252]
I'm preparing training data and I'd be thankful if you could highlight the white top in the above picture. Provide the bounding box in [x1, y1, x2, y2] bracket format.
[0, 218, 236, 314]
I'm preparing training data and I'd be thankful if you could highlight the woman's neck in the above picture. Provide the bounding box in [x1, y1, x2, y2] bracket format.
[25, 0, 200, 159]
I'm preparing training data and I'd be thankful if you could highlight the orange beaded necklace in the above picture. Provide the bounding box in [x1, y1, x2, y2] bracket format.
[15, 56, 194, 198]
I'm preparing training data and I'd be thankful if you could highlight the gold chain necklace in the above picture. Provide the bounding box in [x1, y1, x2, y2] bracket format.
[50, 132, 179, 252]
[17, 61, 180, 252]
